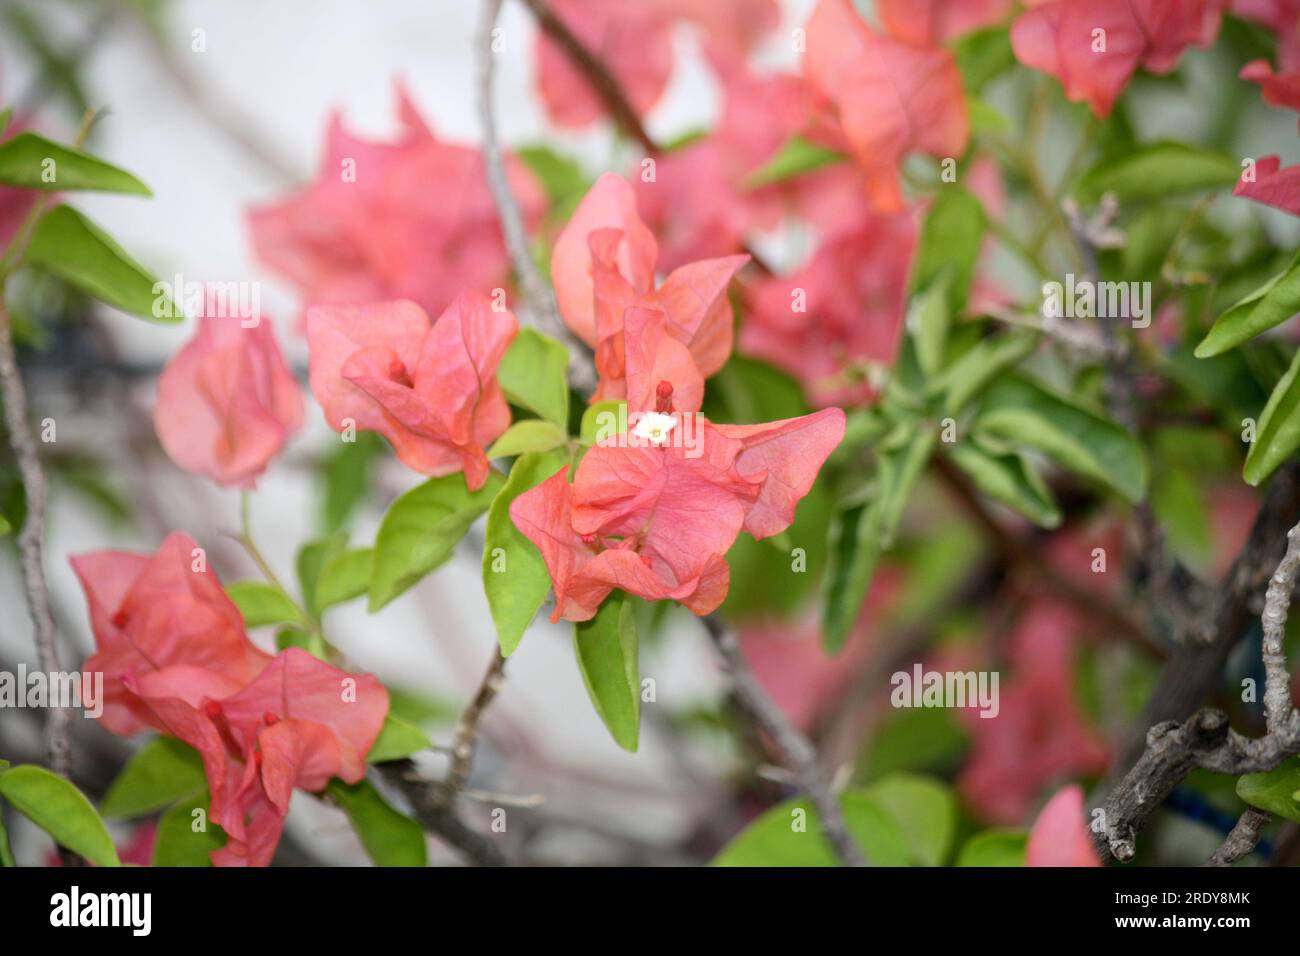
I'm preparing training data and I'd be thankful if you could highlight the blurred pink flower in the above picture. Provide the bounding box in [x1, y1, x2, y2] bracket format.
[742, 210, 918, 407]
[1234, 155, 1300, 216]
[957, 602, 1109, 825]
[306, 291, 516, 490]
[553, 173, 748, 407]
[1026, 785, 1102, 866]
[534, 0, 779, 129]
[1011, 0, 1224, 118]
[154, 309, 303, 489]
[877, 0, 1012, 45]
[248, 85, 544, 326]
[803, 0, 969, 212]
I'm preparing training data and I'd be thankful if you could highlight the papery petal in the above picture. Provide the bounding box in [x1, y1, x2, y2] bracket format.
[553, 173, 658, 347]
[258, 718, 344, 811]
[622, 306, 704, 413]
[508, 466, 593, 621]
[565, 548, 730, 620]
[1234, 154, 1300, 216]
[712, 408, 846, 539]
[877, 0, 1012, 44]
[218, 647, 389, 783]
[653, 253, 749, 376]
[1026, 785, 1102, 867]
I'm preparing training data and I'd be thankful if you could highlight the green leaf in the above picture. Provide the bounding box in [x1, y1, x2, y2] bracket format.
[956, 829, 1027, 866]
[910, 188, 986, 315]
[0, 109, 11, 138]
[153, 792, 223, 866]
[743, 135, 844, 189]
[296, 531, 347, 617]
[929, 331, 1035, 415]
[319, 432, 382, 532]
[101, 738, 206, 818]
[24, 205, 177, 320]
[327, 778, 427, 867]
[275, 625, 330, 659]
[0, 132, 150, 194]
[1237, 759, 1300, 822]
[822, 428, 935, 651]
[515, 144, 589, 212]
[860, 774, 957, 867]
[580, 399, 627, 445]
[0, 513, 9, 536]
[367, 713, 433, 764]
[0, 799, 14, 867]
[1076, 142, 1242, 203]
[484, 449, 569, 656]
[1196, 252, 1300, 358]
[948, 441, 1062, 528]
[314, 548, 373, 612]
[953, 25, 1015, 94]
[369, 471, 504, 610]
[498, 328, 570, 427]
[226, 580, 303, 628]
[0, 764, 119, 866]
[976, 374, 1147, 503]
[573, 593, 640, 751]
[1244, 346, 1300, 486]
[861, 706, 968, 781]
[908, 272, 953, 378]
[712, 790, 909, 866]
[486, 419, 568, 459]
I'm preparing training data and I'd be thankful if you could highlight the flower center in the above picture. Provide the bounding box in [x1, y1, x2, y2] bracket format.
[633, 412, 676, 446]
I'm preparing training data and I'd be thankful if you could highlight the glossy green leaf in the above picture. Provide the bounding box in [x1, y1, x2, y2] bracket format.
[498, 328, 570, 427]
[153, 792, 223, 866]
[0, 764, 118, 866]
[24, 205, 177, 320]
[711, 790, 909, 866]
[948, 441, 1062, 528]
[743, 135, 844, 189]
[314, 548, 373, 612]
[976, 375, 1147, 503]
[484, 449, 569, 656]
[486, 419, 568, 459]
[0, 132, 150, 194]
[580, 399, 627, 445]
[101, 738, 206, 818]
[1196, 252, 1300, 358]
[1244, 347, 1300, 486]
[367, 713, 433, 764]
[911, 188, 986, 315]
[368, 471, 503, 610]
[860, 774, 957, 867]
[328, 778, 427, 867]
[909, 272, 953, 378]
[573, 593, 639, 751]
[226, 580, 303, 628]
[1237, 757, 1300, 823]
[1076, 142, 1241, 202]
[956, 829, 1027, 866]
[930, 331, 1035, 415]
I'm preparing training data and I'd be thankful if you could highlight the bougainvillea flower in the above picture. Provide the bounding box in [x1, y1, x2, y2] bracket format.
[249, 85, 543, 326]
[73, 533, 389, 866]
[306, 291, 516, 489]
[154, 308, 303, 489]
[510, 395, 846, 621]
[534, 0, 779, 129]
[633, 58, 864, 271]
[1026, 785, 1103, 866]
[1233, 155, 1300, 216]
[742, 210, 917, 407]
[553, 173, 748, 405]
[877, 0, 1012, 45]
[803, 0, 968, 212]
[957, 602, 1109, 824]
[72, 531, 273, 736]
[1010, 0, 1224, 118]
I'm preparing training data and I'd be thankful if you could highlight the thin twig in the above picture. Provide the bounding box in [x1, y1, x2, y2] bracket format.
[1205, 809, 1270, 867]
[477, 0, 594, 391]
[702, 614, 867, 866]
[1260, 522, 1300, 734]
[448, 646, 507, 791]
[377, 760, 508, 866]
[0, 294, 70, 781]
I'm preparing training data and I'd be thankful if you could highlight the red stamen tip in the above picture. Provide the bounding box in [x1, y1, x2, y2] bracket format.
[655, 380, 674, 413]
[202, 700, 222, 720]
[262, 711, 279, 726]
